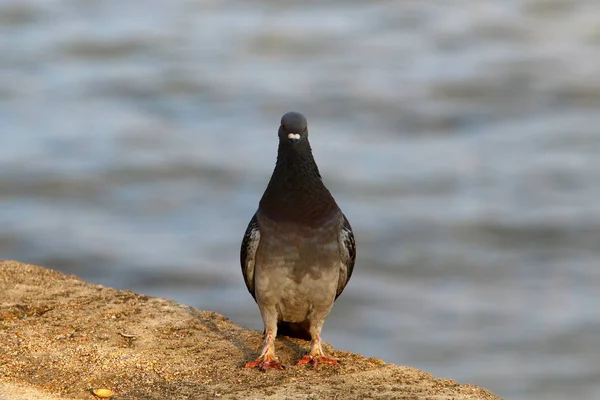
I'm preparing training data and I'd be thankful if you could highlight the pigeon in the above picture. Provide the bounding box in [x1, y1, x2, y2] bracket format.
[240, 111, 356, 370]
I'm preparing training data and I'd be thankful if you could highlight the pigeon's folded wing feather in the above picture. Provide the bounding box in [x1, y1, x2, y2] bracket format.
[336, 213, 356, 300]
[240, 213, 260, 300]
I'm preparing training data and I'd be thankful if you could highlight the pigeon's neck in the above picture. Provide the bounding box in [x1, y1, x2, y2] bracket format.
[259, 141, 339, 225]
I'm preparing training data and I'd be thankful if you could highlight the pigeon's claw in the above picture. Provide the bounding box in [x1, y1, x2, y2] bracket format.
[296, 355, 338, 369]
[296, 333, 338, 369]
[244, 329, 284, 371]
[245, 356, 285, 371]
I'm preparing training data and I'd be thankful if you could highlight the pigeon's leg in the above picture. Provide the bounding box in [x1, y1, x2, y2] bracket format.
[245, 309, 284, 370]
[296, 321, 338, 368]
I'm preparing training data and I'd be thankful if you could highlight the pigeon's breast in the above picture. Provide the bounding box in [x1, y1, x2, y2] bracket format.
[254, 214, 342, 322]
[256, 213, 341, 276]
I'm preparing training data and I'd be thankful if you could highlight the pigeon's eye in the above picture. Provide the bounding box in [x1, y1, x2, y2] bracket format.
[281, 123, 285, 130]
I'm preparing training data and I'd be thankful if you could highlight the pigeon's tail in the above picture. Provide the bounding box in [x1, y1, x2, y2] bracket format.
[276, 320, 311, 341]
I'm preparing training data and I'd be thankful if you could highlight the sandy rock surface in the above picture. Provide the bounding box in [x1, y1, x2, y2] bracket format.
[0, 260, 502, 400]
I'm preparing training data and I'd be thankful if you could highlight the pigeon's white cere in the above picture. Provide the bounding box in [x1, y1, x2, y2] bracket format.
[287, 133, 301, 140]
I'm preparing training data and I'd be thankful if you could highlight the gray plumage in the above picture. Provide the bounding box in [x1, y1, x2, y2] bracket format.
[241, 111, 355, 370]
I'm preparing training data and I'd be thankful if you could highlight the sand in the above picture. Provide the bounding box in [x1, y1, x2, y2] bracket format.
[0, 260, 501, 400]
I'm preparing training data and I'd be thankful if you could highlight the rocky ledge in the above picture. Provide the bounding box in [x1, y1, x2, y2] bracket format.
[0, 260, 501, 400]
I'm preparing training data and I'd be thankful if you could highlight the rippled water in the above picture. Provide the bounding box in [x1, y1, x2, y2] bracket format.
[2, 1, 600, 399]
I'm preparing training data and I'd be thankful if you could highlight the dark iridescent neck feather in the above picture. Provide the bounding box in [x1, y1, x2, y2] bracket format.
[259, 139, 339, 225]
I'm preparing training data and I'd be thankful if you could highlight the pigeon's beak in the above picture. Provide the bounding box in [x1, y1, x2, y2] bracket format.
[287, 133, 301, 143]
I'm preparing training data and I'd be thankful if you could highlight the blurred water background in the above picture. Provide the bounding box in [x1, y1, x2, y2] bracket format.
[2, 1, 600, 399]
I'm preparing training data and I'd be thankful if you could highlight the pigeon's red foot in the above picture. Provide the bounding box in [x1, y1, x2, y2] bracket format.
[296, 355, 338, 369]
[245, 357, 285, 371]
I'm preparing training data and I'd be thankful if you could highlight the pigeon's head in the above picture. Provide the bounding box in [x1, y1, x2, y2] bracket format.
[278, 111, 308, 146]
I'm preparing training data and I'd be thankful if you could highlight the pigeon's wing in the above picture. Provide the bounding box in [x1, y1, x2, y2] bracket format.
[240, 213, 260, 300]
[335, 213, 356, 300]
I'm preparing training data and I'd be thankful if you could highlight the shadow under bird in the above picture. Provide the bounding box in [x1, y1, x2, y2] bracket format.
[240, 111, 356, 370]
